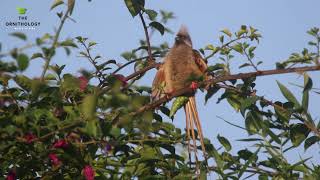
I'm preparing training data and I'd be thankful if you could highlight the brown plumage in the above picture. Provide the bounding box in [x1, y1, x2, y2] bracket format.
[152, 26, 209, 167]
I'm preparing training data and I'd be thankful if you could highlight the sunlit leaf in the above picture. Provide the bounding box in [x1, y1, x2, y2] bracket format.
[51, 0, 64, 10]
[290, 123, 310, 147]
[124, 0, 145, 17]
[277, 81, 300, 109]
[10, 32, 27, 41]
[217, 134, 232, 151]
[149, 21, 165, 35]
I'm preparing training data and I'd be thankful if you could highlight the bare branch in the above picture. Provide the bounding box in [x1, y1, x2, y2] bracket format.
[40, 8, 71, 80]
[132, 65, 320, 115]
[139, 12, 153, 61]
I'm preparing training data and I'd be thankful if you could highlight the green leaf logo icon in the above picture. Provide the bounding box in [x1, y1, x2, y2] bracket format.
[17, 7, 27, 15]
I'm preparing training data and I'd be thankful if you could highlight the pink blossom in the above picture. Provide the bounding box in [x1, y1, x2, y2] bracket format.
[6, 170, 16, 180]
[23, 133, 36, 144]
[49, 153, 61, 166]
[83, 165, 95, 180]
[79, 76, 89, 91]
[53, 139, 68, 149]
[113, 74, 127, 86]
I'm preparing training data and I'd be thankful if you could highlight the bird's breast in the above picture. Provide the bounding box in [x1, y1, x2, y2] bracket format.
[164, 45, 203, 91]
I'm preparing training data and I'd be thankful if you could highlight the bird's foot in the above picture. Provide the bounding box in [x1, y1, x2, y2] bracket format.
[190, 81, 199, 91]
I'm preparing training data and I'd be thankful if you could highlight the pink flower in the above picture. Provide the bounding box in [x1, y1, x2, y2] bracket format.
[113, 74, 127, 86]
[23, 133, 36, 144]
[6, 170, 16, 180]
[53, 139, 68, 149]
[49, 153, 61, 166]
[79, 76, 89, 91]
[190, 81, 198, 90]
[83, 165, 95, 180]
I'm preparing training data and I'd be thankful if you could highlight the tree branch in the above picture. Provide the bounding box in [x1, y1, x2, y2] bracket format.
[40, 8, 70, 80]
[125, 62, 161, 81]
[132, 65, 320, 116]
[139, 12, 153, 61]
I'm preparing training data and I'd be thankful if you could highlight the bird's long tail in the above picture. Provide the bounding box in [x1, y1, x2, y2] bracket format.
[184, 96, 207, 169]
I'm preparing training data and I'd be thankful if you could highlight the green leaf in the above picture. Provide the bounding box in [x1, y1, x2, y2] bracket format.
[205, 44, 215, 51]
[304, 136, 320, 150]
[238, 149, 254, 161]
[15, 75, 32, 91]
[124, 0, 145, 17]
[30, 53, 43, 60]
[277, 81, 300, 109]
[85, 120, 98, 137]
[110, 127, 121, 138]
[245, 111, 262, 135]
[274, 102, 292, 122]
[149, 21, 165, 35]
[59, 39, 78, 48]
[239, 63, 251, 69]
[10, 32, 27, 41]
[240, 96, 258, 115]
[68, 0, 75, 15]
[302, 73, 312, 112]
[217, 134, 232, 151]
[290, 123, 310, 147]
[121, 51, 136, 61]
[207, 63, 225, 72]
[88, 41, 97, 48]
[219, 35, 224, 43]
[232, 43, 243, 54]
[208, 144, 224, 169]
[221, 28, 232, 37]
[258, 175, 268, 180]
[159, 106, 170, 118]
[238, 148, 260, 178]
[51, 0, 64, 10]
[16, 54, 29, 71]
[170, 96, 188, 118]
[81, 94, 97, 120]
[267, 129, 281, 144]
[145, 9, 157, 20]
[205, 86, 220, 104]
[303, 73, 313, 92]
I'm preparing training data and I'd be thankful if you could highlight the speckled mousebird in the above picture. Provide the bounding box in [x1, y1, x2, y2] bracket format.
[152, 25, 210, 165]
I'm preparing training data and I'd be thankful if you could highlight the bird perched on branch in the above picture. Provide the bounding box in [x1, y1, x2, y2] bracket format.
[152, 26, 210, 167]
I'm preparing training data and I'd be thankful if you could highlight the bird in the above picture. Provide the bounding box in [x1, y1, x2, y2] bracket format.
[152, 25, 210, 167]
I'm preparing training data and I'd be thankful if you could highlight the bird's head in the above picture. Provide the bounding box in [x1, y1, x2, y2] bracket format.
[175, 25, 192, 47]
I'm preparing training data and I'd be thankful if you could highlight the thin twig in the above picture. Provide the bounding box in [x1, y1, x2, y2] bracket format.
[243, 48, 259, 71]
[40, 8, 70, 80]
[36, 121, 82, 141]
[139, 12, 153, 61]
[112, 54, 162, 75]
[125, 62, 161, 81]
[205, 35, 250, 60]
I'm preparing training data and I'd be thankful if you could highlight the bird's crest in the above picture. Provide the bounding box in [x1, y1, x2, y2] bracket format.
[176, 25, 192, 47]
[177, 25, 190, 37]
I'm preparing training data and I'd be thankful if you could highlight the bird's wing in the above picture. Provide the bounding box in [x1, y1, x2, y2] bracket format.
[193, 49, 208, 73]
[151, 64, 166, 101]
